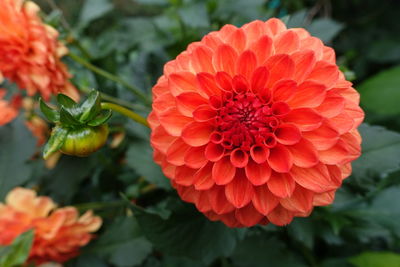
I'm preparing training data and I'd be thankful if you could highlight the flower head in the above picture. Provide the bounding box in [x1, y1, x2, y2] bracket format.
[149, 18, 364, 227]
[0, 0, 78, 101]
[0, 188, 102, 264]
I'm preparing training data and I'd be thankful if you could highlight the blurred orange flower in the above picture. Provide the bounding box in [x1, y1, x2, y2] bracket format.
[0, 187, 102, 265]
[0, 89, 19, 126]
[0, 0, 79, 101]
[148, 18, 364, 227]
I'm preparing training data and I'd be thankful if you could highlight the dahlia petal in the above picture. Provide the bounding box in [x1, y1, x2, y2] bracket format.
[166, 138, 191, 166]
[251, 66, 269, 93]
[150, 126, 177, 154]
[235, 204, 264, 227]
[225, 171, 254, 208]
[153, 92, 176, 114]
[215, 71, 233, 91]
[319, 140, 350, 165]
[302, 121, 339, 150]
[213, 44, 238, 76]
[328, 112, 355, 135]
[340, 132, 361, 160]
[267, 144, 293, 173]
[176, 92, 208, 116]
[174, 166, 197, 186]
[267, 205, 294, 226]
[274, 123, 302, 145]
[300, 37, 324, 60]
[287, 80, 327, 108]
[271, 102, 291, 117]
[194, 191, 212, 212]
[243, 20, 267, 43]
[212, 156, 236, 185]
[159, 107, 193, 136]
[194, 163, 215, 190]
[249, 35, 273, 64]
[250, 144, 269, 164]
[280, 186, 314, 213]
[272, 79, 297, 102]
[176, 184, 198, 203]
[287, 138, 319, 168]
[205, 142, 225, 162]
[265, 54, 295, 87]
[245, 160, 271, 185]
[265, 18, 287, 36]
[208, 186, 235, 214]
[322, 46, 336, 63]
[267, 172, 295, 198]
[175, 51, 191, 71]
[218, 24, 238, 39]
[196, 72, 222, 97]
[219, 212, 244, 227]
[191, 45, 215, 73]
[236, 50, 257, 81]
[227, 28, 247, 53]
[193, 105, 217, 122]
[202, 34, 224, 51]
[291, 49, 316, 83]
[184, 146, 208, 168]
[274, 30, 300, 54]
[313, 190, 335, 206]
[168, 71, 198, 96]
[315, 93, 345, 118]
[306, 61, 339, 89]
[290, 28, 311, 39]
[232, 75, 250, 94]
[252, 186, 279, 215]
[291, 163, 337, 193]
[327, 165, 342, 186]
[284, 108, 323, 131]
[230, 148, 249, 168]
[161, 158, 177, 179]
[181, 122, 214, 146]
[344, 101, 364, 129]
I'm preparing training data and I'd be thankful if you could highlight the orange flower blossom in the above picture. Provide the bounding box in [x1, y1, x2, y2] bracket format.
[0, 187, 102, 264]
[0, 0, 78, 108]
[148, 18, 364, 227]
[0, 88, 20, 126]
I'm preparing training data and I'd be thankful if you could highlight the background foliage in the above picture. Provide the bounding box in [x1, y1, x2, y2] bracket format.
[1, 0, 400, 266]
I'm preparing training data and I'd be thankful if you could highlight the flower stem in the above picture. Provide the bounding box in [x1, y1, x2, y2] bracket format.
[68, 52, 152, 106]
[101, 102, 149, 128]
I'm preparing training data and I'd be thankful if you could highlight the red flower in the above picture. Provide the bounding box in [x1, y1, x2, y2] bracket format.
[0, 0, 79, 101]
[0, 188, 102, 265]
[148, 18, 364, 227]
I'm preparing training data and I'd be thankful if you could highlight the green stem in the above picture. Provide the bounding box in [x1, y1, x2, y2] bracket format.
[101, 102, 149, 128]
[68, 52, 151, 106]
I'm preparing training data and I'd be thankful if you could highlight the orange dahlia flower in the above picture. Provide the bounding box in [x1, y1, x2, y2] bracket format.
[0, 188, 102, 264]
[0, 0, 78, 101]
[148, 18, 364, 227]
[0, 89, 19, 126]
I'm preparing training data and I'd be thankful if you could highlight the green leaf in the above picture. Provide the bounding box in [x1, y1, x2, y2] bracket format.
[358, 65, 400, 115]
[126, 140, 171, 189]
[79, 90, 102, 122]
[352, 124, 400, 179]
[349, 252, 400, 267]
[80, 0, 113, 26]
[0, 117, 36, 199]
[0, 230, 34, 267]
[43, 125, 69, 159]
[231, 233, 307, 267]
[133, 199, 241, 264]
[39, 98, 59, 123]
[57, 93, 77, 108]
[306, 18, 344, 43]
[89, 216, 152, 267]
[59, 106, 81, 126]
[87, 110, 112, 126]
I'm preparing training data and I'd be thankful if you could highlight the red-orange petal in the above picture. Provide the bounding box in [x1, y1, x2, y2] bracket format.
[280, 186, 314, 213]
[252, 186, 279, 215]
[291, 49, 316, 83]
[272, 79, 297, 102]
[194, 163, 215, 190]
[181, 122, 214, 146]
[196, 72, 221, 97]
[274, 30, 300, 54]
[287, 139, 319, 168]
[205, 142, 225, 162]
[184, 146, 208, 168]
[265, 54, 295, 88]
[245, 160, 271, 186]
[208, 186, 235, 214]
[283, 108, 323, 131]
[193, 105, 217, 122]
[267, 172, 295, 198]
[230, 148, 249, 168]
[235, 204, 264, 227]
[287, 80, 327, 108]
[318, 140, 350, 165]
[176, 92, 208, 116]
[249, 35, 273, 64]
[306, 61, 339, 89]
[225, 171, 254, 208]
[166, 138, 191, 166]
[168, 71, 198, 96]
[174, 166, 197, 186]
[212, 156, 236, 185]
[236, 50, 257, 81]
[250, 145, 269, 164]
[291, 163, 337, 193]
[191, 45, 215, 73]
[159, 107, 193, 136]
[267, 205, 294, 226]
[267, 144, 293, 173]
[213, 44, 238, 76]
[251, 66, 269, 93]
[274, 124, 301, 145]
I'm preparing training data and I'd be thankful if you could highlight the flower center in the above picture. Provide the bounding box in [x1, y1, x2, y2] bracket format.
[212, 91, 290, 151]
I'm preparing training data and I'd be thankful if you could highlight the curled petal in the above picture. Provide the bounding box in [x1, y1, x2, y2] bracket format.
[205, 142, 225, 162]
[212, 156, 236, 185]
[245, 160, 271, 185]
[274, 124, 301, 145]
[184, 146, 208, 168]
[250, 145, 269, 163]
[267, 144, 293, 173]
[230, 148, 249, 168]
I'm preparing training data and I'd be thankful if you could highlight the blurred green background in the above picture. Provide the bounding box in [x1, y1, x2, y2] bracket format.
[2, 0, 400, 266]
